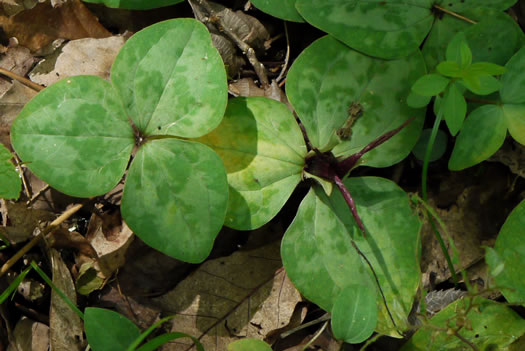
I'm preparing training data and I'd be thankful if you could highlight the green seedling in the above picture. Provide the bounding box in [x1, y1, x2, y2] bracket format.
[11, 19, 229, 263]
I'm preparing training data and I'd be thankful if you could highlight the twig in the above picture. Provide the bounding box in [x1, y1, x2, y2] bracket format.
[0, 202, 85, 277]
[433, 4, 477, 24]
[275, 22, 290, 83]
[301, 320, 328, 351]
[280, 313, 331, 338]
[13, 155, 31, 199]
[0, 67, 44, 92]
[26, 184, 50, 206]
[189, 0, 270, 87]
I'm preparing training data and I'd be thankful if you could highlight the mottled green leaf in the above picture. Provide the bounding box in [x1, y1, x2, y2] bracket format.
[111, 19, 227, 138]
[0, 144, 21, 200]
[228, 339, 272, 351]
[423, 9, 524, 71]
[443, 83, 466, 136]
[436, 0, 516, 13]
[331, 284, 377, 344]
[121, 138, 228, 263]
[281, 177, 421, 336]
[249, 0, 304, 22]
[295, 0, 434, 59]
[401, 298, 525, 351]
[197, 97, 306, 230]
[82, 0, 184, 9]
[486, 200, 525, 305]
[286, 35, 425, 167]
[436, 61, 463, 78]
[412, 74, 450, 97]
[500, 47, 525, 104]
[448, 105, 506, 170]
[85, 307, 140, 351]
[11, 76, 134, 197]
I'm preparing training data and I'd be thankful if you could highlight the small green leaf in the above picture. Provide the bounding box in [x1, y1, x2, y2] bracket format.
[0, 144, 21, 200]
[401, 298, 525, 351]
[111, 19, 227, 138]
[286, 35, 425, 166]
[411, 129, 448, 162]
[249, 0, 304, 22]
[445, 32, 468, 66]
[459, 41, 472, 68]
[460, 74, 501, 95]
[228, 339, 273, 351]
[448, 105, 506, 170]
[11, 76, 134, 197]
[406, 91, 431, 108]
[443, 83, 466, 136]
[82, 0, 184, 10]
[411, 74, 450, 97]
[197, 97, 306, 230]
[121, 139, 228, 263]
[282, 177, 422, 336]
[85, 307, 140, 351]
[436, 61, 463, 78]
[331, 284, 377, 344]
[295, 0, 434, 59]
[502, 104, 525, 145]
[467, 62, 506, 76]
[486, 199, 525, 305]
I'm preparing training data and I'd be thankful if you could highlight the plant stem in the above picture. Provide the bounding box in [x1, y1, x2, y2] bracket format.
[333, 174, 366, 236]
[433, 4, 477, 24]
[421, 110, 458, 284]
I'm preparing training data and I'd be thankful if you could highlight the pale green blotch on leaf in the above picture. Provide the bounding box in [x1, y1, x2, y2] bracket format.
[121, 139, 228, 263]
[11, 75, 135, 197]
[111, 18, 227, 138]
[286, 35, 425, 167]
[197, 97, 306, 230]
[282, 177, 421, 337]
[85, 307, 141, 351]
[401, 298, 525, 350]
[0, 144, 21, 200]
[82, 0, 184, 10]
[249, 0, 304, 22]
[295, 0, 434, 59]
[486, 199, 525, 305]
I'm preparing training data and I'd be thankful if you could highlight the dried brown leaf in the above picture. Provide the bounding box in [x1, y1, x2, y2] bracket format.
[153, 240, 301, 350]
[0, 0, 111, 52]
[9, 317, 49, 351]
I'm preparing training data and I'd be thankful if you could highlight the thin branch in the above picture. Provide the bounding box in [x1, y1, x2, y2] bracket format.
[0, 67, 44, 92]
[433, 4, 477, 24]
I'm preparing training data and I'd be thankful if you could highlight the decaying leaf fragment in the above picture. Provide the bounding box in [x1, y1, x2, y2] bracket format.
[152, 240, 301, 350]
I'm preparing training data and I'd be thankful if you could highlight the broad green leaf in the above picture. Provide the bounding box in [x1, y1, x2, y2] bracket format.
[436, 0, 517, 13]
[111, 19, 227, 138]
[197, 97, 306, 230]
[411, 74, 450, 97]
[486, 199, 525, 305]
[249, 0, 304, 22]
[436, 61, 463, 78]
[82, 0, 184, 9]
[85, 307, 140, 351]
[448, 105, 506, 170]
[401, 298, 525, 351]
[0, 144, 21, 200]
[286, 35, 425, 167]
[423, 9, 524, 71]
[295, 0, 434, 59]
[331, 284, 377, 344]
[443, 83, 466, 136]
[11, 76, 134, 197]
[460, 74, 501, 95]
[500, 47, 525, 104]
[411, 129, 448, 162]
[228, 339, 273, 351]
[121, 138, 228, 263]
[281, 177, 422, 336]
